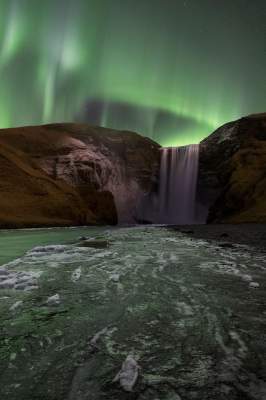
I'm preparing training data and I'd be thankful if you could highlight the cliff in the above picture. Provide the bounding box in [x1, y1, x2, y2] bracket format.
[198, 113, 266, 223]
[0, 124, 160, 228]
[1, 115, 265, 228]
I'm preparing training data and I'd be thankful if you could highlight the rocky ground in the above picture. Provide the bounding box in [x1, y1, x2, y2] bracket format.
[171, 223, 266, 250]
[0, 226, 266, 400]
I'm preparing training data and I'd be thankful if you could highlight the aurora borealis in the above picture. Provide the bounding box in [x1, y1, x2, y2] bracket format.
[0, 0, 265, 145]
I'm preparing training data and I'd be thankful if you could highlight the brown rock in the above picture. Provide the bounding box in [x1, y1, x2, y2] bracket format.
[0, 123, 160, 228]
[198, 113, 266, 223]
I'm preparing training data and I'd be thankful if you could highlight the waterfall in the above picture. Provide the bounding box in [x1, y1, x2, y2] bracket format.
[158, 144, 199, 224]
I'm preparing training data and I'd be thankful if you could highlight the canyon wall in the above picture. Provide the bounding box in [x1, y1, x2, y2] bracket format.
[0, 114, 265, 228]
[197, 113, 266, 223]
[0, 124, 160, 228]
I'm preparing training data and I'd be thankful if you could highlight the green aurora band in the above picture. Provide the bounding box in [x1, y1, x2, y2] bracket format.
[0, 0, 265, 145]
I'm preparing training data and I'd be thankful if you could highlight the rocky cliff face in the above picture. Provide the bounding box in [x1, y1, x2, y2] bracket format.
[2, 116, 265, 228]
[197, 113, 266, 223]
[0, 124, 160, 228]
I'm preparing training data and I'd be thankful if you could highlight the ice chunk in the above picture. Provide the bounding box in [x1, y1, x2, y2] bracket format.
[28, 245, 69, 255]
[113, 355, 140, 392]
[249, 282, 259, 289]
[242, 274, 253, 282]
[110, 273, 120, 283]
[0, 268, 9, 276]
[10, 300, 23, 311]
[71, 267, 81, 282]
[0, 278, 17, 289]
[47, 294, 60, 306]
[90, 327, 109, 347]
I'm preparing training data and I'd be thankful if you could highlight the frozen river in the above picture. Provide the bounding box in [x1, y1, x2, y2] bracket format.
[0, 226, 266, 399]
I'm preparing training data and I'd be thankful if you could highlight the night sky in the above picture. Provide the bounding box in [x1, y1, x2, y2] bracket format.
[0, 0, 265, 145]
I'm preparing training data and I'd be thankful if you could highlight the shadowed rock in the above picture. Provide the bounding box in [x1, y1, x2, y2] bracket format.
[198, 113, 266, 223]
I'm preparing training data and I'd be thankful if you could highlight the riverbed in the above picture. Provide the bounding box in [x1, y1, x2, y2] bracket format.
[0, 226, 266, 399]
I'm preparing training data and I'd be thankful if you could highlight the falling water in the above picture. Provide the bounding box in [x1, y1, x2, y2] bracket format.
[158, 145, 199, 224]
